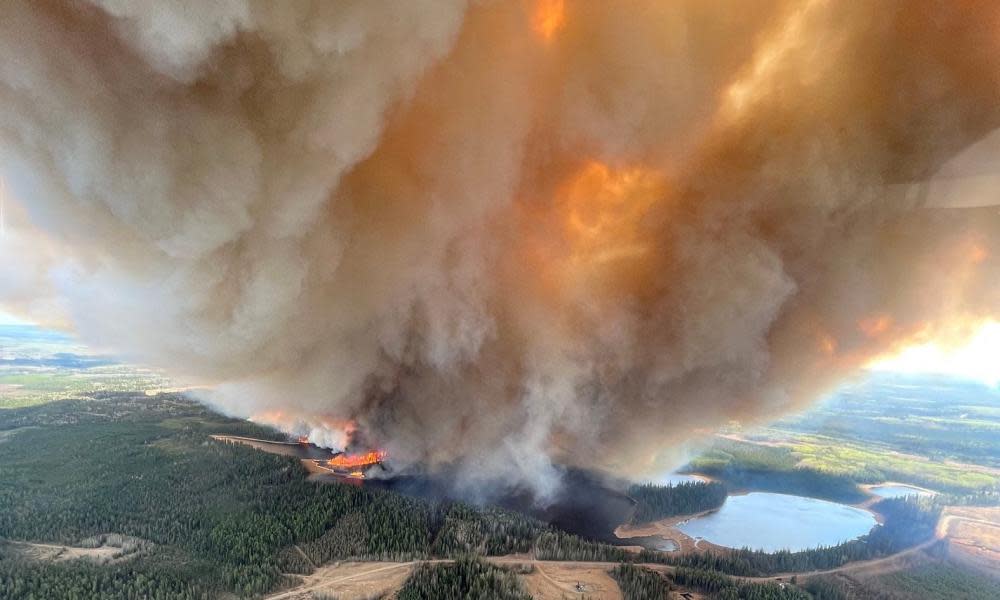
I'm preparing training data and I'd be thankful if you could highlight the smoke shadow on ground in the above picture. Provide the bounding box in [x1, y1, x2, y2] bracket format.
[318, 466, 637, 544]
[234, 436, 640, 544]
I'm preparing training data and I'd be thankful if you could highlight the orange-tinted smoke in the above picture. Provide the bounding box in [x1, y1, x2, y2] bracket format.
[0, 0, 998, 495]
[532, 0, 566, 42]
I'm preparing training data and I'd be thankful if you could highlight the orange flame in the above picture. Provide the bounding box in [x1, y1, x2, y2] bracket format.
[327, 450, 388, 470]
[532, 0, 565, 42]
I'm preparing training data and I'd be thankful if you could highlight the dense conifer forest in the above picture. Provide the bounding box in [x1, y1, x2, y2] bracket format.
[613, 562, 830, 600]
[686, 441, 868, 503]
[609, 563, 671, 599]
[628, 481, 727, 523]
[397, 557, 531, 600]
[0, 394, 543, 598]
[804, 559, 1000, 600]
[670, 567, 812, 599]
[2, 393, 997, 599]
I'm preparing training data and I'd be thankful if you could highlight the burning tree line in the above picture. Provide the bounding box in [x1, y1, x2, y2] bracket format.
[325, 449, 388, 471]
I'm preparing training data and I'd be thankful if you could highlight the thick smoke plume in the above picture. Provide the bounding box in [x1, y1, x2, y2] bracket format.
[1, 0, 999, 499]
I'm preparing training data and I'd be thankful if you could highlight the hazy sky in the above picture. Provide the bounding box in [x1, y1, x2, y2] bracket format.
[868, 321, 1000, 387]
[3, 298, 996, 386]
[0, 310, 27, 325]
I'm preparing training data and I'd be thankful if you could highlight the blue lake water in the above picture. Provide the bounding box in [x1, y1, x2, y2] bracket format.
[869, 484, 932, 499]
[676, 492, 876, 552]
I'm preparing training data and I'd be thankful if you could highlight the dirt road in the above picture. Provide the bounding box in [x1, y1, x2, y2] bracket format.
[266, 560, 442, 600]
[267, 499, 1000, 599]
[748, 538, 939, 583]
[265, 541, 943, 600]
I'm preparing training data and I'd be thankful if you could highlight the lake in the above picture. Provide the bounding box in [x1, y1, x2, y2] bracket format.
[626, 536, 680, 552]
[676, 492, 876, 552]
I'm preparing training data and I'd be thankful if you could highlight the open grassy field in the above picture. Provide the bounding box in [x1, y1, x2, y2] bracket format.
[714, 432, 999, 493]
[769, 372, 1000, 468]
[0, 368, 171, 409]
[790, 436, 998, 491]
[0, 324, 171, 409]
[703, 372, 1000, 494]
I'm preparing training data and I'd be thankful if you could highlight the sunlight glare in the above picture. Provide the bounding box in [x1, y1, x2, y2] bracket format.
[868, 321, 1000, 386]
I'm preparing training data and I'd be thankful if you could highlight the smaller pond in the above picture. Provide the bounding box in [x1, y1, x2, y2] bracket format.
[676, 492, 876, 552]
[869, 484, 933, 499]
[627, 536, 679, 552]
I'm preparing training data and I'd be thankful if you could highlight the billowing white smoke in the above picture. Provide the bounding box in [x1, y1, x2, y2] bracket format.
[1, 0, 998, 501]
[247, 413, 350, 452]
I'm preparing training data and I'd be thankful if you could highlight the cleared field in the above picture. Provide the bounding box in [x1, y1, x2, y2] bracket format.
[268, 558, 647, 600]
[265, 545, 987, 600]
[0, 369, 172, 409]
[521, 562, 623, 600]
[721, 432, 1000, 492]
[3, 539, 142, 565]
[939, 507, 1000, 576]
[267, 561, 417, 600]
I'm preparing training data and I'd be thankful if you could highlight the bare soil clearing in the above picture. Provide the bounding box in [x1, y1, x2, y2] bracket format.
[4, 538, 145, 565]
[267, 561, 418, 600]
[520, 562, 623, 600]
[939, 507, 1000, 576]
[266, 541, 961, 600]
